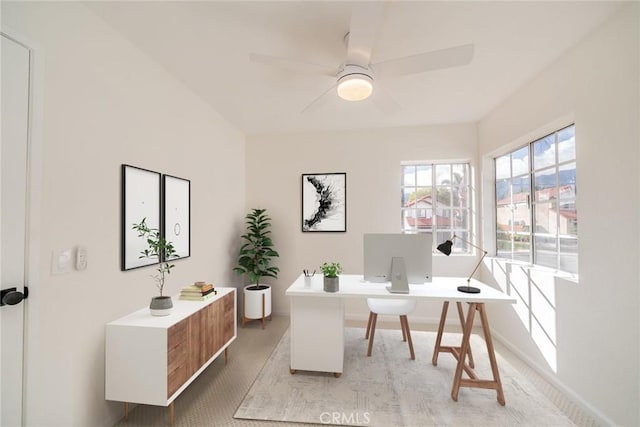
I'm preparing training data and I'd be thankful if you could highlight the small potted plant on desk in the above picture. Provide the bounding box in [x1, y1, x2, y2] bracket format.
[320, 262, 342, 293]
[132, 218, 178, 316]
[234, 208, 280, 329]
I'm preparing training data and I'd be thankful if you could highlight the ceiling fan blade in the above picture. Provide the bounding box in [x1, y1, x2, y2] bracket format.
[371, 85, 402, 115]
[301, 84, 338, 114]
[346, 2, 385, 66]
[250, 53, 339, 77]
[373, 44, 475, 79]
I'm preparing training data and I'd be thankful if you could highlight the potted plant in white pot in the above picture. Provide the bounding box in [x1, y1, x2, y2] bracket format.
[132, 218, 178, 316]
[320, 262, 342, 292]
[234, 208, 279, 328]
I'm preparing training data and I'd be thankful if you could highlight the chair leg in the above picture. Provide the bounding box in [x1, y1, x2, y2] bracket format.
[401, 319, 407, 342]
[367, 313, 378, 356]
[365, 311, 374, 339]
[400, 315, 415, 360]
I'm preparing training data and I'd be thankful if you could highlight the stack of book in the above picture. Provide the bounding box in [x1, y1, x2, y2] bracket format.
[179, 283, 217, 301]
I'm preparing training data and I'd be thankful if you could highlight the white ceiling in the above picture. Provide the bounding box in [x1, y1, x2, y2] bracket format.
[85, 1, 623, 135]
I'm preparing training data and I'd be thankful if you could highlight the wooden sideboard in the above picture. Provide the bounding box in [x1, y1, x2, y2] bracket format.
[105, 287, 236, 426]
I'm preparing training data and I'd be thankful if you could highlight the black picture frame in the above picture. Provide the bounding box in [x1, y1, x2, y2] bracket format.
[121, 164, 162, 271]
[162, 174, 191, 261]
[301, 172, 347, 232]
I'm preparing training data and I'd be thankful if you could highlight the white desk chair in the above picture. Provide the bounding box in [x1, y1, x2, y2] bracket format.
[365, 298, 416, 360]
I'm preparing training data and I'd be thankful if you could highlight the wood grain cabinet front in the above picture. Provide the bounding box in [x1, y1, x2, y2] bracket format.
[167, 319, 189, 398]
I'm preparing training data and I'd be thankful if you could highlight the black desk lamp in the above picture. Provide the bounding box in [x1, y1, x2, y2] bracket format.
[437, 234, 487, 294]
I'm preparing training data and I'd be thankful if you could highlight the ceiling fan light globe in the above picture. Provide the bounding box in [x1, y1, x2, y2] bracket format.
[337, 74, 373, 101]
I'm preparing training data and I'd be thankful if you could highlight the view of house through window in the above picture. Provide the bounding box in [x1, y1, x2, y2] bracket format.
[401, 162, 472, 253]
[495, 124, 577, 274]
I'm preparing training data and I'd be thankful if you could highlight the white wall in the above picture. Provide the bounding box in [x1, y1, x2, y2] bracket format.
[4, 1, 637, 426]
[2, 3, 246, 427]
[478, 4, 639, 426]
[246, 124, 481, 322]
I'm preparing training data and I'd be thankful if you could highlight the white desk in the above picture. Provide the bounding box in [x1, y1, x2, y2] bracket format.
[286, 274, 516, 404]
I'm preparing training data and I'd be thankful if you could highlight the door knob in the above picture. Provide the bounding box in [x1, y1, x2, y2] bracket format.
[1, 287, 29, 306]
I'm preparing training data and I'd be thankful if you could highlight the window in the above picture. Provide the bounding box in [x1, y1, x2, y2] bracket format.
[401, 163, 472, 253]
[495, 124, 577, 273]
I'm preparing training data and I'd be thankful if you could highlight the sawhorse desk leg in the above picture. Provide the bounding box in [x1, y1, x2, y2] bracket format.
[432, 301, 475, 368]
[433, 301, 505, 406]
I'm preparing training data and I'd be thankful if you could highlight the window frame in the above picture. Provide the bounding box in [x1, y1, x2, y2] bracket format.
[494, 124, 577, 274]
[401, 161, 473, 254]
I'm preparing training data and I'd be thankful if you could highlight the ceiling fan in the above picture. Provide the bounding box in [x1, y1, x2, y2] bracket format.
[250, 3, 474, 113]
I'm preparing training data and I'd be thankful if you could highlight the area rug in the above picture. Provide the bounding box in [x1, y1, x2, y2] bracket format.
[234, 328, 573, 426]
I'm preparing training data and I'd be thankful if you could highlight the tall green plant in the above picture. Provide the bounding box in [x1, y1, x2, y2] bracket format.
[132, 217, 177, 297]
[234, 208, 279, 288]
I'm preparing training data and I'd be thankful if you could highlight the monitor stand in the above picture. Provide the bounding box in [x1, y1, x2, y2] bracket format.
[386, 257, 409, 294]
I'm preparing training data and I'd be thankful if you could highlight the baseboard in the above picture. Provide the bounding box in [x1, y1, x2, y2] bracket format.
[491, 330, 615, 426]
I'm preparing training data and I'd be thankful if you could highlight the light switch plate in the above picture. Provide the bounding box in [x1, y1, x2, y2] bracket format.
[76, 246, 87, 271]
[51, 249, 72, 275]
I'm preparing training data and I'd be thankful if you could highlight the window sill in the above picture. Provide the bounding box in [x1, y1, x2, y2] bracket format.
[486, 256, 579, 284]
[434, 253, 476, 257]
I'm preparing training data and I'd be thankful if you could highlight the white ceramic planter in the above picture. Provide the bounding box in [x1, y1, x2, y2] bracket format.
[243, 284, 272, 320]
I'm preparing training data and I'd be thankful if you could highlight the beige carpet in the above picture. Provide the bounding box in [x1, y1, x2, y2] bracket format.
[235, 327, 575, 426]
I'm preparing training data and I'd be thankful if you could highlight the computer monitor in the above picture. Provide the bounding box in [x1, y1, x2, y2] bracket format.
[363, 233, 433, 284]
